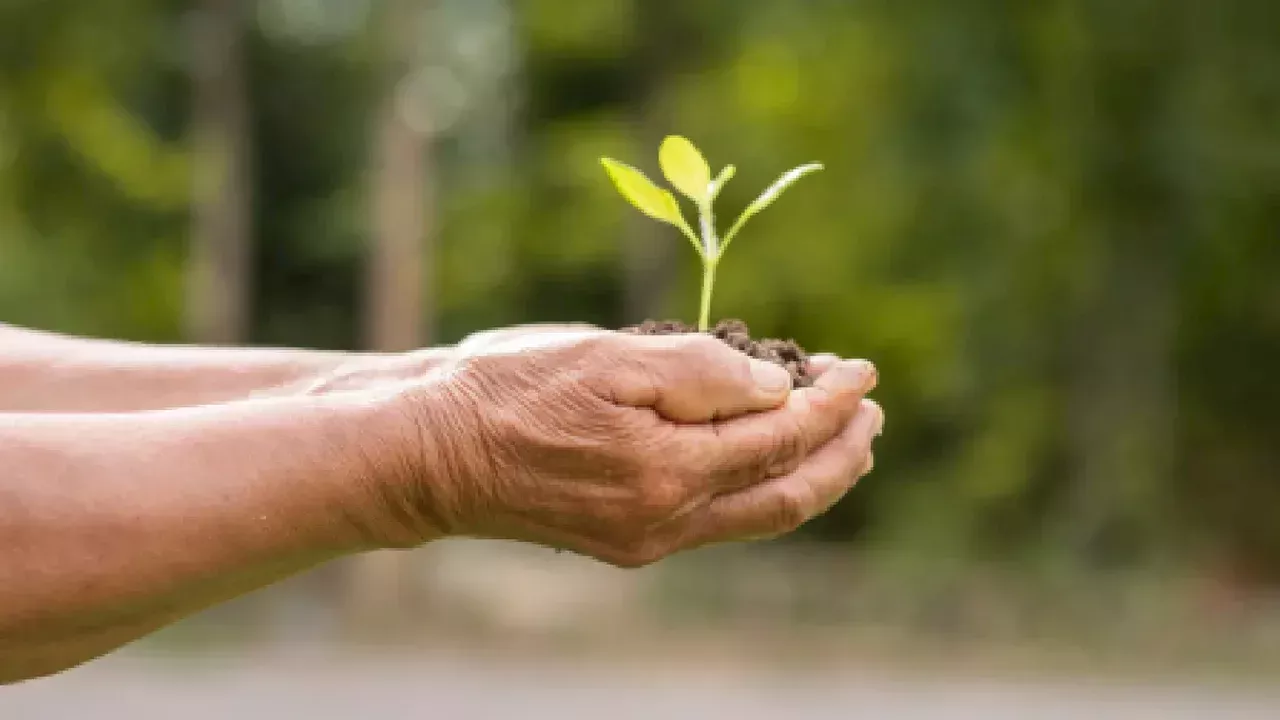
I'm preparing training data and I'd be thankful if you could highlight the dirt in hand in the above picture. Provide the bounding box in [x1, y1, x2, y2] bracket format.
[622, 318, 815, 388]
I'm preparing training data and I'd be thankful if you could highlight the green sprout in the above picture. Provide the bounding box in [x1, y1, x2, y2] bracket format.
[601, 136, 822, 332]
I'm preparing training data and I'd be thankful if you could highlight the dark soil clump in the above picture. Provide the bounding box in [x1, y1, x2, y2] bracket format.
[622, 318, 815, 388]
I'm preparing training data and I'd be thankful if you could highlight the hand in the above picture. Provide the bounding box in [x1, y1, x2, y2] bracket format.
[292, 323, 597, 397]
[371, 330, 882, 568]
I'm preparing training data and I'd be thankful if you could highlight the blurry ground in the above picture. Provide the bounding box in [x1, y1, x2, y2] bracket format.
[4, 648, 1280, 720]
[5, 541, 1280, 718]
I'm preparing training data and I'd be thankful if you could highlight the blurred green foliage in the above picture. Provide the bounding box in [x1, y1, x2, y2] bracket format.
[1, 0, 1277, 580]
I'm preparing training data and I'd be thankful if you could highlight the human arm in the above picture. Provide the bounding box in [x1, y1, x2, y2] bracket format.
[0, 329, 882, 683]
[0, 322, 450, 412]
[0, 394, 392, 682]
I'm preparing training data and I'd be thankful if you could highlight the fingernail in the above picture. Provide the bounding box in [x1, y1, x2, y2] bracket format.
[807, 353, 840, 374]
[868, 400, 885, 436]
[856, 361, 879, 393]
[750, 360, 792, 395]
[830, 360, 877, 394]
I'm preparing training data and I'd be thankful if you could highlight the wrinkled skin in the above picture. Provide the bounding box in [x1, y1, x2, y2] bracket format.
[0, 322, 880, 683]
[364, 327, 882, 568]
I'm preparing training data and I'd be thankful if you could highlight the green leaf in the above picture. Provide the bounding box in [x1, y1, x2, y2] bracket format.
[721, 162, 823, 253]
[745, 162, 824, 217]
[658, 135, 712, 205]
[600, 157, 702, 255]
[709, 164, 736, 201]
[600, 157, 682, 223]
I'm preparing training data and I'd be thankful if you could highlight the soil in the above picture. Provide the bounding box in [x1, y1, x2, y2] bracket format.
[621, 318, 815, 388]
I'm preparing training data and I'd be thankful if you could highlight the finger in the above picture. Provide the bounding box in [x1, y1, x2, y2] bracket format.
[604, 333, 796, 423]
[704, 359, 877, 492]
[694, 399, 883, 543]
[807, 353, 840, 377]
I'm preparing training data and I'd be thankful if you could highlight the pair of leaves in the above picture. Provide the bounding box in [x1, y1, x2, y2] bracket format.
[600, 135, 821, 259]
[598, 135, 714, 255]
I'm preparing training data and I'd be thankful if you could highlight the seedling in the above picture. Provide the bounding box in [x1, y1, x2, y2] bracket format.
[601, 136, 822, 331]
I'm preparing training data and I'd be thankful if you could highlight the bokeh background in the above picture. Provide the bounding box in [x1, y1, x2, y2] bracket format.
[2, 0, 1279, 717]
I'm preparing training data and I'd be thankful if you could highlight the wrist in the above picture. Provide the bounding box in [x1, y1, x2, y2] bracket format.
[317, 379, 465, 550]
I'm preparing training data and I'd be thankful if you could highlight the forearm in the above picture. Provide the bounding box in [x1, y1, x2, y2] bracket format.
[0, 395, 405, 682]
[0, 323, 379, 412]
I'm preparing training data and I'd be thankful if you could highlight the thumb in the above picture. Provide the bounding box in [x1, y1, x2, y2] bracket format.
[605, 333, 793, 423]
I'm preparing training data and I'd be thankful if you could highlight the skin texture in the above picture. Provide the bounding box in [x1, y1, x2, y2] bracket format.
[0, 323, 882, 683]
[0, 323, 453, 412]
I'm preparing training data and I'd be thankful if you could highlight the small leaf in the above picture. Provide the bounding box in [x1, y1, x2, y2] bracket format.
[709, 164, 736, 201]
[744, 162, 824, 217]
[600, 157, 703, 255]
[600, 157, 686, 225]
[720, 162, 823, 253]
[658, 135, 712, 205]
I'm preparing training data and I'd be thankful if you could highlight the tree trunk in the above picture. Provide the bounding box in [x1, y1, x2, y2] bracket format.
[186, 0, 252, 344]
[1058, 0, 1184, 568]
[365, 61, 433, 348]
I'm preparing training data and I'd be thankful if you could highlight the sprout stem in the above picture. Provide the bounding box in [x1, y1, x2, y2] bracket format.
[698, 257, 717, 333]
[695, 199, 720, 332]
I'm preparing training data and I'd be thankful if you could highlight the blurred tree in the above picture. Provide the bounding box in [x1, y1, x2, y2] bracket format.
[0, 0, 189, 340]
[187, 0, 252, 343]
[365, 0, 433, 353]
[1, 0, 1278, 583]
[1052, 0, 1184, 569]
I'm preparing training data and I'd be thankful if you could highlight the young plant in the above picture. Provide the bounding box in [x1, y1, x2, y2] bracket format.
[600, 136, 822, 331]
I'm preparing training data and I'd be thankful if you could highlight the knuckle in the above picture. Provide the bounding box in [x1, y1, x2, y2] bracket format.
[794, 386, 851, 444]
[682, 333, 734, 367]
[611, 534, 668, 569]
[737, 415, 807, 479]
[636, 476, 686, 515]
[770, 414, 809, 471]
[774, 485, 813, 532]
[804, 384, 838, 418]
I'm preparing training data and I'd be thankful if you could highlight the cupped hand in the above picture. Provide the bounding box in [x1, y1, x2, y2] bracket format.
[372, 329, 882, 568]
